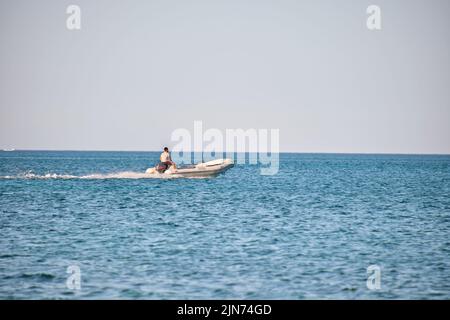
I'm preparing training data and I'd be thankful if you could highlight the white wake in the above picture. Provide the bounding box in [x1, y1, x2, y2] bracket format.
[0, 171, 181, 180]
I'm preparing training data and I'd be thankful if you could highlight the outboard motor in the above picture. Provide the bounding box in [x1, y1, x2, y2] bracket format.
[156, 162, 169, 173]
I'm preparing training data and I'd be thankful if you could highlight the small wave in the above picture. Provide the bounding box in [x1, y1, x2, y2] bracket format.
[20, 273, 56, 281]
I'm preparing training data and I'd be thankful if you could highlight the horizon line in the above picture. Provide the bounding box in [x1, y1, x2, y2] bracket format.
[2, 149, 450, 156]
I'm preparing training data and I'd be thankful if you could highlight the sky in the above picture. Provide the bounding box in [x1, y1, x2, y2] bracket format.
[0, 0, 449, 153]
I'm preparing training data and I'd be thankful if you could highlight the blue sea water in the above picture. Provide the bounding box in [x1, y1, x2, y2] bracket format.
[0, 151, 449, 299]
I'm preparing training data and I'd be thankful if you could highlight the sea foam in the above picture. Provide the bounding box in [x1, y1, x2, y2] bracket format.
[0, 171, 180, 180]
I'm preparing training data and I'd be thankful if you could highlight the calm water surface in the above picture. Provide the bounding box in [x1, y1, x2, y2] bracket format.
[0, 151, 449, 299]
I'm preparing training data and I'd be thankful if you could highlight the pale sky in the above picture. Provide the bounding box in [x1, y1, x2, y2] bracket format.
[1, 0, 449, 153]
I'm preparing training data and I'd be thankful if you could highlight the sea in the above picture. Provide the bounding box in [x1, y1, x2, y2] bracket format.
[0, 151, 449, 299]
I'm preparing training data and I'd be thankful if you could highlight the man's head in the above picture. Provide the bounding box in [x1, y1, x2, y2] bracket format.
[164, 147, 169, 152]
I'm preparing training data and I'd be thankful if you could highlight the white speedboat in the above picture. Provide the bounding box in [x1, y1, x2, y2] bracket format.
[145, 158, 234, 178]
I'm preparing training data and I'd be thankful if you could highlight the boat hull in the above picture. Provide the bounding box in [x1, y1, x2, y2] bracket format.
[146, 158, 234, 178]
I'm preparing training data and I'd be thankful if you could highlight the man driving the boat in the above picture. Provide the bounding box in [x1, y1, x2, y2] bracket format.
[160, 147, 177, 170]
